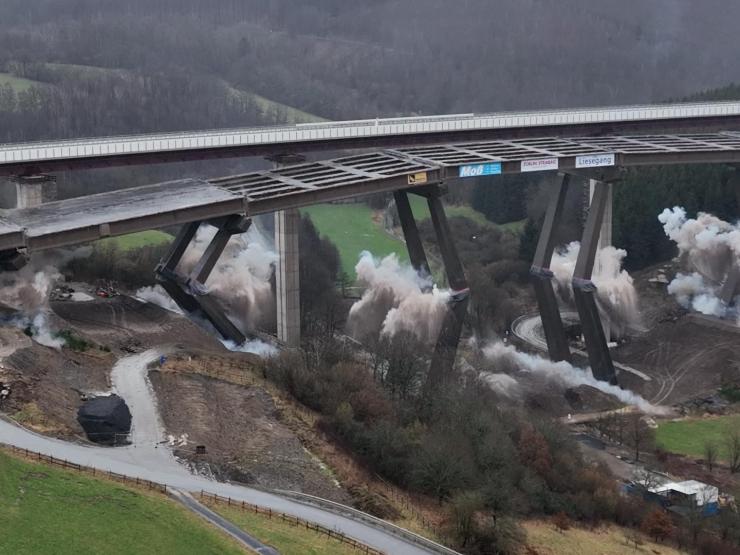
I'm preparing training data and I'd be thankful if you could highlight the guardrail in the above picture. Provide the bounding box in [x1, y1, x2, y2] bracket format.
[198, 490, 384, 555]
[276, 490, 461, 555]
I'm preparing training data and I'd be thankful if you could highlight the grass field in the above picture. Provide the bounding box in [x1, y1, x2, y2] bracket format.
[301, 203, 409, 279]
[522, 520, 685, 555]
[0, 72, 42, 93]
[656, 415, 740, 460]
[205, 501, 358, 555]
[407, 195, 492, 228]
[97, 230, 172, 251]
[0, 450, 243, 555]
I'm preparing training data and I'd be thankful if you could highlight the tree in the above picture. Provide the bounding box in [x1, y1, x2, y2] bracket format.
[704, 440, 719, 473]
[448, 491, 484, 547]
[624, 413, 653, 462]
[725, 429, 740, 473]
[640, 508, 673, 542]
[552, 511, 571, 533]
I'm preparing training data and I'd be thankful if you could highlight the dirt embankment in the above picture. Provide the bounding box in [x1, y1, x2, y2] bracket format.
[0, 329, 114, 437]
[150, 352, 350, 503]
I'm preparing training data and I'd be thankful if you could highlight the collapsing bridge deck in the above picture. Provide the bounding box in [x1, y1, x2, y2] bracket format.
[3, 131, 740, 252]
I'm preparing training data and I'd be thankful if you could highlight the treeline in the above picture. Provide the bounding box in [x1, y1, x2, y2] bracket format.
[3, 0, 740, 122]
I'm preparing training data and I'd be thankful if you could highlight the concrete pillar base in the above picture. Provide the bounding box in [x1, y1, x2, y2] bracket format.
[12, 175, 57, 208]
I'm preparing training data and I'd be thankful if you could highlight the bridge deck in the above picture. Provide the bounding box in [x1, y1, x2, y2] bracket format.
[3, 131, 740, 252]
[2, 101, 740, 174]
[0, 179, 246, 251]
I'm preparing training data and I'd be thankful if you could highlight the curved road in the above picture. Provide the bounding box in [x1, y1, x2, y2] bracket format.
[511, 313, 651, 382]
[0, 350, 437, 555]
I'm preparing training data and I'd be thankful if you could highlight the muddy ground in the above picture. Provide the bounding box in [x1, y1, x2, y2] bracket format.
[150, 365, 348, 502]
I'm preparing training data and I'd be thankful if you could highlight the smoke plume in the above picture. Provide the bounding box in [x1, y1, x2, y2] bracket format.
[659, 207, 740, 317]
[347, 252, 450, 344]
[482, 342, 666, 414]
[137, 224, 277, 333]
[550, 242, 641, 337]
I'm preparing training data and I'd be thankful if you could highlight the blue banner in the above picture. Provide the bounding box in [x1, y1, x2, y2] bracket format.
[458, 162, 502, 178]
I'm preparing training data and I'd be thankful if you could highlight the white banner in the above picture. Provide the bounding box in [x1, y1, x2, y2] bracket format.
[575, 153, 616, 169]
[521, 158, 559, 172]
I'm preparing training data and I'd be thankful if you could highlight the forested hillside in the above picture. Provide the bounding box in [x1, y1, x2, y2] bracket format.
[1, 1, 739, 265]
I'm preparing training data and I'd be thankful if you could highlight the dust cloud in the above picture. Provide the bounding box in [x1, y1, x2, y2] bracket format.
[0, 248, 90, 349]
[482, 342, 666, 414]
[659, 207, 740, 317]
[347, 252, 450, 344]
[137, 224, 277, 333]
[550, 242, 641, 337]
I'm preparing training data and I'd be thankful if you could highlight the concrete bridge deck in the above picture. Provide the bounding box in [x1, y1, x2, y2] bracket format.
[2, 131, 740, 252]
[2, 101, 740, 175]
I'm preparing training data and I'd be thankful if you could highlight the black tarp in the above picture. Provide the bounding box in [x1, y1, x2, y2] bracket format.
[77, 394, 131, 445]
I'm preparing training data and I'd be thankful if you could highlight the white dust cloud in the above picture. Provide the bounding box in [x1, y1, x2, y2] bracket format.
[0, 248, 91, 349]
[347, 252, 450, 344]
[482, 342, 666, 414]
[137, 224, 277, 333]
[659, 207, 740, 317]
[550, 242, 640, 337]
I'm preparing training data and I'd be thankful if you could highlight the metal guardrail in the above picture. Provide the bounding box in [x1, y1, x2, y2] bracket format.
[2, 101, 740, 167]
[199, 490, 384, 555]
[276, 490, 461, 555]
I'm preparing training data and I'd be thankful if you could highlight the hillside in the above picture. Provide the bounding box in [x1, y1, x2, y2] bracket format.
[0, 449, 244, 555]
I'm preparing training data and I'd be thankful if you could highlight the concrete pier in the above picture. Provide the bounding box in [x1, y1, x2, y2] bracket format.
[275, 208, 301, 347]
[12, 175, 57, 208]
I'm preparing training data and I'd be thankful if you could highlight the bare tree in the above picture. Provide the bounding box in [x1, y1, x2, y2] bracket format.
[625, 413, 653, 462]
[725, 429, 740, 474]
[704, 440, 719, 473]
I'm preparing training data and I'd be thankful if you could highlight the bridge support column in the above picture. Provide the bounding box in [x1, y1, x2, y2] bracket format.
[156, 215, 251, 344]
[412, 185, 469, 391]
[275, 208, 301, 347]
[573, 180, 618, 384]
[394, 190, 430, 276]
[531, 174, 572, 363]
[11, 175, 57, 208]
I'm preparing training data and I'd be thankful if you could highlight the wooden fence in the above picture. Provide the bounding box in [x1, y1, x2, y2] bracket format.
[199, 490, 385, 555]
[4, 444, 167, 493]
[2, 443, 384, 555]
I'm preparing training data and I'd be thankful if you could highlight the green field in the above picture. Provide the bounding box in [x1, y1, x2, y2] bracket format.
[206, 502, 357, 555]
[0, 450, 243, 555]
[407, 195, 492, 228]
[0, 72, 42, 93]
[301, 203, 409, 278]
[656, 415, 740, 460]
[97, 230, 172, 251]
